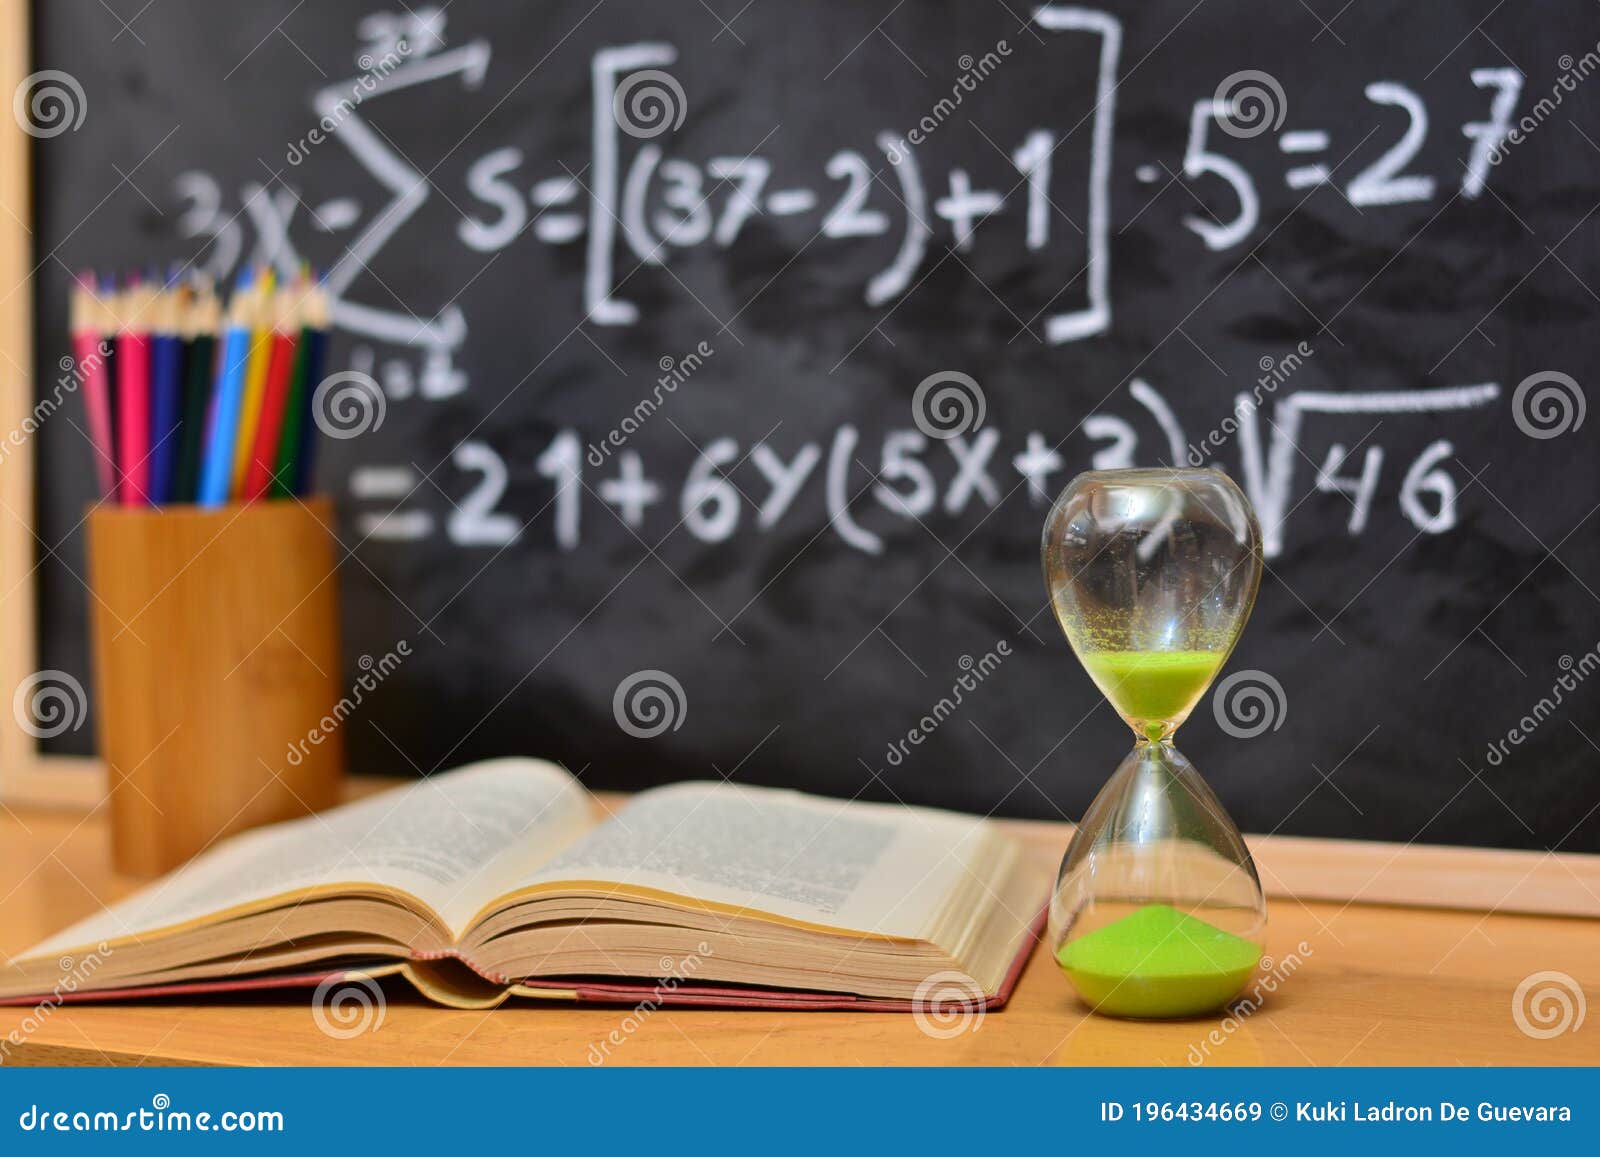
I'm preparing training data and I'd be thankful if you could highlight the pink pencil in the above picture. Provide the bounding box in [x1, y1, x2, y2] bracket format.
[115, 280, 153, 505]
[69, 275, 115, 500]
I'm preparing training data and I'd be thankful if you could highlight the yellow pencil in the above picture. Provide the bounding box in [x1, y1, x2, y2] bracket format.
[229, 266, 278, 496]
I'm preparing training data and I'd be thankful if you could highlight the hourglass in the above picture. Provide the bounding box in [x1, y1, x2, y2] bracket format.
[1041, 468, 1267, 1018]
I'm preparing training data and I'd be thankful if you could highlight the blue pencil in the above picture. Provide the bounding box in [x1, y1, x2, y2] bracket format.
[197, 268, 257, 507]
[147, 277, 185, 504]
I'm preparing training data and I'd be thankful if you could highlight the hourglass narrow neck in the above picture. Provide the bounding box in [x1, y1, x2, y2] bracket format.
[1135, 723, 1177, 744]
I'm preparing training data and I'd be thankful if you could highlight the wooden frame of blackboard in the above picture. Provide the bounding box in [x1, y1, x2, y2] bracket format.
[0, 0, 101, 808]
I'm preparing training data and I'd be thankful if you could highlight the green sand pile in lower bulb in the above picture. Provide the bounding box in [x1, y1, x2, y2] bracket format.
[1055, 903, 1262, 1018]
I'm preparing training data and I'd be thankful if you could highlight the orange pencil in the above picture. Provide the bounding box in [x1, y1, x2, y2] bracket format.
[241, 280, 301, 501]
[229, 266, 277, 496]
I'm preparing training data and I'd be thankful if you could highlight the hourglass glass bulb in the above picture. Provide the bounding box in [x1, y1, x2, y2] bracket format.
[1041, 468, 1268, 1018]
[1044, 469, 1259, 740]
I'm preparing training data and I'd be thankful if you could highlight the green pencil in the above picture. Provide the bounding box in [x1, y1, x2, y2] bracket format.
[173, 284, 219, 504]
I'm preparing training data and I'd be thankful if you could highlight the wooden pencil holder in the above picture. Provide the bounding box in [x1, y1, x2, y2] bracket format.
[86, 497, 345, 876]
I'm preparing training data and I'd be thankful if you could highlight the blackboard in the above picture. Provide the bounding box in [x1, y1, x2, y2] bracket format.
[28, 0, 1600, 854]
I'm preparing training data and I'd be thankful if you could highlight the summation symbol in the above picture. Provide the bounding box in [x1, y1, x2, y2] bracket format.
[315, 39, 492, 354]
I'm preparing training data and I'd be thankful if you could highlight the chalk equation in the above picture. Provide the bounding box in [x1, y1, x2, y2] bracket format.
[1170, 68, 1521, 251]
[156, 6, 1525, 562]
[345, 377, 1499, 559]
[170, 5, 1528, 395]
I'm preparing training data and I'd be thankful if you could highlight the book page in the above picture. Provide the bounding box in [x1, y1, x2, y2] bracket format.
[521, 782, 995, 938]
[22, 758, 591, 958]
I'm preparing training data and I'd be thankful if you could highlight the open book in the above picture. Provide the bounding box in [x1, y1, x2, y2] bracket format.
[0, 759, 1047, 1011]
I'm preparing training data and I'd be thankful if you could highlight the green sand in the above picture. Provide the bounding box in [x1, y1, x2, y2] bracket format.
[1082, 650, 1223, 737]
[1055, 904, 1262, 1018]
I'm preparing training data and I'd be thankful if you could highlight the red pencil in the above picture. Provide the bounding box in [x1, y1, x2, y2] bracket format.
[115, 280, 154, 505]
[70, 275, 115, 500]
[241, 282, 301, 501]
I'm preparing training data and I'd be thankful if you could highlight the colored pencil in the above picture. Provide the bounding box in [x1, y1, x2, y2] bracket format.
[174, 282, 219, 504]
[115, 280, 154, 506]
[273, 278, 329, 499]
[69, 275, 116, 500]
[73, 263, 335, 506]
[98, 276, 119, 496]
[198, 269, 257, 508]
[147, 279, 186, 505]
[242, 279, 301, 501]
[229, 266, 277, 497]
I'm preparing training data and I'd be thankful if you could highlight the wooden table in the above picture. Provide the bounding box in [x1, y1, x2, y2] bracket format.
[1, 797, 1595, 1066]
